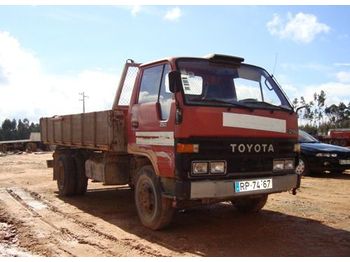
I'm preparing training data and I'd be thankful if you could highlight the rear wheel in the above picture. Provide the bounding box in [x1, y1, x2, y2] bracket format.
[134, 165, 174, 230]
[232, 194, 268, 213]
[73, 153, 88, 195]
[57, 154, 76, 196]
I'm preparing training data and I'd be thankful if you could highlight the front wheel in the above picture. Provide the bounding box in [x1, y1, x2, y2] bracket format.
[232, 194, 268, 213]
[134, 165, 174, 230]
[295, 156, 310, 176]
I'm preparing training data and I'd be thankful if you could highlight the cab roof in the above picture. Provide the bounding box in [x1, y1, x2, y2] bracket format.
[139, 54, 245, 67]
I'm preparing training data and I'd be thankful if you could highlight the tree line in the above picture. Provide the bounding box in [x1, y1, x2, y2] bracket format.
[0, 119, 40, 141]
[1, 90, 349, 140]
[293, 90, 350, 135]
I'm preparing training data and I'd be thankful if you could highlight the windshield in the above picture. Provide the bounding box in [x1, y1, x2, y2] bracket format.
[298, 130, 319, 143]
[177, 59, 292, 111]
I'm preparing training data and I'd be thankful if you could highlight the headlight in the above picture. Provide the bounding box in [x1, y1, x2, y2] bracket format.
[284, 159, 295, 170]
[192, 162, 208, 175]
[191, 161, 226, 175]
[273, 160, 285, 171]
[210, 161, 226, 174]
[316, 153, 337, 157]
[273, 159, 295, 171]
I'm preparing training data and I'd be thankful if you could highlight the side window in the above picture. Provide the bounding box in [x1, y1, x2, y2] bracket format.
[159, 64, 172, 120]
[138, 64, 173, 121]
[138, 65, 163, 104]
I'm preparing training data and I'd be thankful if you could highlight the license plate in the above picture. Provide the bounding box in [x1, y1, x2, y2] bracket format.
[235, 178, 273, 193]
[339, 159, 350, 165]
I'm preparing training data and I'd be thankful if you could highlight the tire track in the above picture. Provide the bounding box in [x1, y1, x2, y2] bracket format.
[6, 187, 162, 256]
[5, 187, 116, 256]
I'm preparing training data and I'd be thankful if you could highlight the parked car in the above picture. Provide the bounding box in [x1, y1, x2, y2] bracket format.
[296, 130, 350, 176]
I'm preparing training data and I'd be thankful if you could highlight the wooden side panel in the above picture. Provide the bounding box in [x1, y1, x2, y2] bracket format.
[71, 114, 82, 144]
[83, 113, 94, 146]
[62, 115, 72, 144]
[96, 111, 110, 146]
[40, 118, 47, 143]
[53, 118, 62, 143]
[40, 110, 126, 153]
[47, 119, 54, 143]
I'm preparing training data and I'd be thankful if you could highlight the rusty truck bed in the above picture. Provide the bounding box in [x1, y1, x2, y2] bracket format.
[40, 110, 126, 153]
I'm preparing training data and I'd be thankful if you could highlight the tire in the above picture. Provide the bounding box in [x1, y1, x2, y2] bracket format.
[73, 153, 88, 195]
[232, 194, 268, 213]
[26, 142, 37, 152]
[134, 165, 174, 230]
[1, 144, 7, 153]
[57, 154, 76, 196]
[295, 156, 310, 177]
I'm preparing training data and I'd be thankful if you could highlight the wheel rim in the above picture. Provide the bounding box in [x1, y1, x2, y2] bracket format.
[295, 159, 305, 175]
[137, 176, 157, 222]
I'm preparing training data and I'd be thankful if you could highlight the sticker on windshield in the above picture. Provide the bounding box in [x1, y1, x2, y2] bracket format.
[181, 74, 203, 95]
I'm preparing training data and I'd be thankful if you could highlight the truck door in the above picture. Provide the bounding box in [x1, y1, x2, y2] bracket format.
[129, 63, 175, 177]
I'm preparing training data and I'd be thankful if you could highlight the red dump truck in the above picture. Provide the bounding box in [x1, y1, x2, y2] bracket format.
[318, 128, 350, 147]
[40, 54, 301, 230]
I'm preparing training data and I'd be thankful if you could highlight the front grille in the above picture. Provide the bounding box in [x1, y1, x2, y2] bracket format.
[175, 137, 297, 180]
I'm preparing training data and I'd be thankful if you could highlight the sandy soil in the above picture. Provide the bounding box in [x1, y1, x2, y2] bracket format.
[0, 152, 349, 257]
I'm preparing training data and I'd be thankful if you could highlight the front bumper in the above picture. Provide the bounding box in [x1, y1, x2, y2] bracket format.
[162, 174, 299, 200]
[307, 157, 350, 173]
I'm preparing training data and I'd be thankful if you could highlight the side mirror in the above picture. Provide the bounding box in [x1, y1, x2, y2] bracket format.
[168, 71, 182, 93]
[296, 105, 306, 114]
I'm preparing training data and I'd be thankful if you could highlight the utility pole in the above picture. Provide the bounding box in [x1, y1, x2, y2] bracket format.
[79, 92, 88, 113]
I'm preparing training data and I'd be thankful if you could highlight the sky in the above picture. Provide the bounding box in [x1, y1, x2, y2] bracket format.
[1, 4, 350, 123]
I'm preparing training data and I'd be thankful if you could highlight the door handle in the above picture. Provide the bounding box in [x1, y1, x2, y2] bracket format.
[131, 121, 139, 128]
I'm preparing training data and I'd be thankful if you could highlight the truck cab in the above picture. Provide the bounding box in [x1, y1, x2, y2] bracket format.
[116, 54, 300, 229]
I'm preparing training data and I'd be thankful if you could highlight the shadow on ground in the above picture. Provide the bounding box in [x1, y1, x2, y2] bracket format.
[58, 187, 350, 256]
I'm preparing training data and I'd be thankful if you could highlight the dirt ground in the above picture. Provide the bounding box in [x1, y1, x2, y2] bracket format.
[0, 152, 349, 257]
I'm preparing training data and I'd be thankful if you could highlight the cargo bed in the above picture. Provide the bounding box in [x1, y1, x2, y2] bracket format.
[40, 110, 126, 153]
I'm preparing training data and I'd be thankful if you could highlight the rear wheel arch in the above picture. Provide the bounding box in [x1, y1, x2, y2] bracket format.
[130, 154, 159, 188]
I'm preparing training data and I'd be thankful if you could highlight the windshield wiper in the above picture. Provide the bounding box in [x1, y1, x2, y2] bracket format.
[239, 100, 293, 112]
[201, 98, 253, 110]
